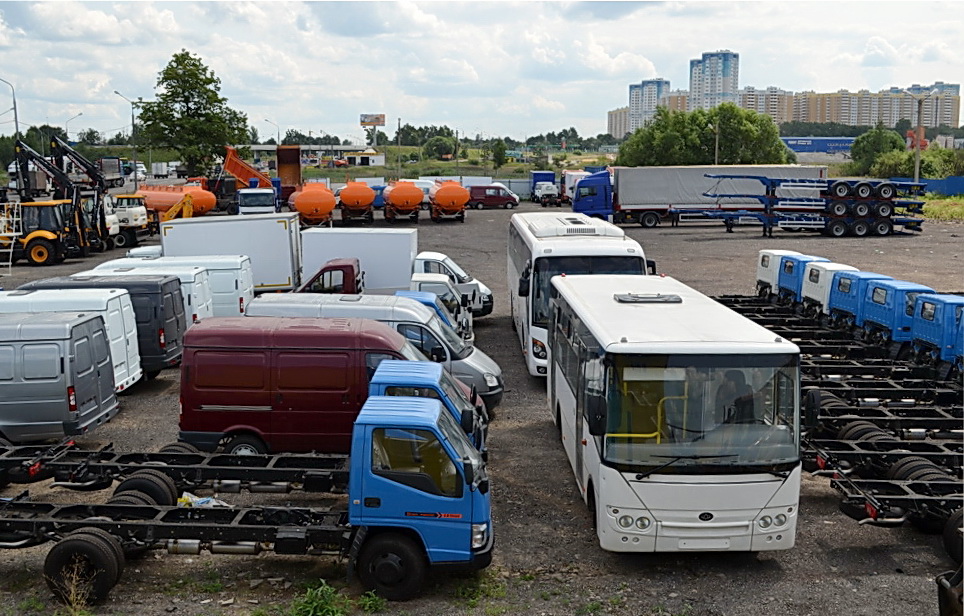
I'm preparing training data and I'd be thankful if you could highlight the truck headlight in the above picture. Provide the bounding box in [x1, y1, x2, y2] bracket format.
[484, 373, 499, 387]
[532, 339, 547, 359]
[471, 523, 488, 549]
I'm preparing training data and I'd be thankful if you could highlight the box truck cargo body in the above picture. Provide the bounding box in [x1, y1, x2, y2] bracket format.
[0, 289, 142, 392]
[0, 312, 119, 443]
[159, 213, 302, 292]
[302, 228, 417, 294]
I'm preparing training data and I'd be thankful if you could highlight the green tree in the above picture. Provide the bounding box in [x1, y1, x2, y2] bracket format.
[138, 49, 249, 175]
[492, 139, 507, 170]
[423, 135, 455, 160]
[247, 126, 260, 145]
[77, 128, 102, 146]
[869, 150, 912, 178]
[849, 123, 905, 175]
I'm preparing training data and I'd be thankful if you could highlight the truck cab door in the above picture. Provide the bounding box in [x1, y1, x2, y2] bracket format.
[358, 426, 471, 562]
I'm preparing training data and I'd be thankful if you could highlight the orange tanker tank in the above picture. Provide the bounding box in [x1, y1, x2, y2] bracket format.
[338, 182, 376, 225]
[382, 181, 422, 223]
[138, 185, 216, 216]
[429, 181, 468, 223]
[288, 183, 336, 226]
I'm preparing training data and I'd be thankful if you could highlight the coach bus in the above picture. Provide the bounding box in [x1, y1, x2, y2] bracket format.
[507, 212, 653, 376]
[548, 274, 801, 552]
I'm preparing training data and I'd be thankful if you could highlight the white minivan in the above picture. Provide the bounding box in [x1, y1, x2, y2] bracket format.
[0, 289, 143, 392]
[94, 255, 255, 317]
[75, 265, 215, 325]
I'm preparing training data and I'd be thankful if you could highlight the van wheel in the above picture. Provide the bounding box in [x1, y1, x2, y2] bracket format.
[471, 202, 483, 210]
[224, 435, 267, 456]
[26, 239, 56, 265]
[114, 470, 178, 506]
[357, 533, 426, 601]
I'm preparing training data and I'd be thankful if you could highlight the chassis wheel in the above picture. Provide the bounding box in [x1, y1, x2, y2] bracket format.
[44, 533, 120, 604]
[829, 201, 849, 216]
[831, 181, 851, 198]
[640, 212, 660, 228]
[357, 533, 427, 601]
[159, 442, 201, 454]
[850, 220, 870, 237]
[114, 469, 178, 506]
[944, 509, 963, 565]
[223, 434, 267, 456]
[855, 183, 874, 199]
[875, 183, 896, 200]
[26, 239, 56, 265]
[825, 219, 848, 237]
[853, 202, 871, 217]
[69, 528, 126, 585]
[872, 218, 893, 236]
[874, 202, 894, 218]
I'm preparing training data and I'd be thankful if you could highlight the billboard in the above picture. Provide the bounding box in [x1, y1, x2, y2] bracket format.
[360, 114, 386, 127]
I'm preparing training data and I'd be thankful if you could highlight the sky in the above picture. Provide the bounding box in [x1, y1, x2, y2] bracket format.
[0, 1, 960, 144]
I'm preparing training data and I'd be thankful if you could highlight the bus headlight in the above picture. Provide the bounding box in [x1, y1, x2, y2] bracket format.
[635, 517, 651, 530]
[471, 523, 488, 549]
[532, 339, 547, 359]
[618, 515, 634, 528]
[775, 514, 788, 527]
[758, 516, 773, 529]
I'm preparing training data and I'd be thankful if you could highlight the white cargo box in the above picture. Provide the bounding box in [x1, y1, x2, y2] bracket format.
[301, 228, 417, 294]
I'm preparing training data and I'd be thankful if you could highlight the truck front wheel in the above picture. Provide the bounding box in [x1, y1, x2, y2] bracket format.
[357, 533, 426, 601]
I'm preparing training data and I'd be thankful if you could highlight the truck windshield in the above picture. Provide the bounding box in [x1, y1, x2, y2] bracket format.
[442, 256, 472, 283]
[428, 314, 469, 358]
[601, 353, 800, 474]
[240, 193, 275, 207]
[533, 256, 645, 327]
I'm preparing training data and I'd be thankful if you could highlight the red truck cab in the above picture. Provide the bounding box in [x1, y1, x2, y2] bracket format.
[296, 257, 364, 294]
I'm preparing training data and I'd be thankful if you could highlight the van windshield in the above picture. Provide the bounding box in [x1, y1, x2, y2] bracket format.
[428, 314, 469, 358]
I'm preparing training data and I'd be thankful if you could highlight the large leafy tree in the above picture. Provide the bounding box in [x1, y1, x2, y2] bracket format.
[139, 50, 248, 175]
[849, 123, 905, 175]
[423, 136, 456, 160]
[492, 139, 507, 170]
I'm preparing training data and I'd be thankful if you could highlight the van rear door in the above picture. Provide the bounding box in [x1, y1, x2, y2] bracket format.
[87, 318, 118, 424]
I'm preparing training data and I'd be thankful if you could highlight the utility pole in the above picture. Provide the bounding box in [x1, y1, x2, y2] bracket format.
[902, 88, 939, 184]
[397, 117, 401, 180]
[0, 77, 21, 197]
[114, 90, 142, 192]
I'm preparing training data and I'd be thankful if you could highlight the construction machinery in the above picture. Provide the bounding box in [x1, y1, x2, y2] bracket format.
[1, 200, 72, 265]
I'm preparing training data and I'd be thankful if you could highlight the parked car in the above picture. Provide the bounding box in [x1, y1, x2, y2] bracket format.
[466, 185, 519, 210]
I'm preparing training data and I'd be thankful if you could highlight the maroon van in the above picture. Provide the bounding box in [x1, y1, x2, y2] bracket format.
[466, 185, 519, 209]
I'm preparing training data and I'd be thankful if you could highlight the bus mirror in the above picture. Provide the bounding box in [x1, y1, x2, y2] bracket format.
[462, 457, 475, 485]
[803, 389, 821, 431]
[460, 409, 474, 434]
[585, 396, 607, 436]
[646, 259, 658, 275]
[518, 277, 529, 297]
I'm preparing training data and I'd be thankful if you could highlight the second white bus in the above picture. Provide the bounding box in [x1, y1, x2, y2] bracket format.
[507, 212, 653, 376]
[548, 274, 801, 552]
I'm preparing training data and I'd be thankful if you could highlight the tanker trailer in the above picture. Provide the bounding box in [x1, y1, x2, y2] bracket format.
[429, 181, 468, 223]
[288, 183, 336, 227]
[338, 182, 376, 225]
[382, 181, 422, 224]
[138, 184, 216, 217]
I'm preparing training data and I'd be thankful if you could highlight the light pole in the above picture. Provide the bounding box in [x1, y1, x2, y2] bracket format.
[264, 119, 280, 145]
[64, 112, 83, 141]
[708, 122, 720, 165]
[901, 88, 939, 184]
[114, 90, 142, 191]
[0, 76, 21, 196]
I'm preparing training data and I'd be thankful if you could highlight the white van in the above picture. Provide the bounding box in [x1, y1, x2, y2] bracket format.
[245, 293, 504, 411]
[75, 265, 215, 325]
[94, 255, 255, 317]
[0, 289, 143, 392]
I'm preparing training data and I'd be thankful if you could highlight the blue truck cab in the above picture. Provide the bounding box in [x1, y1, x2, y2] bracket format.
[827, 271, 893, 330]
[861, 279, 935, 345]
[370, 359, 488, 454]
[776, 254, 828, 304]
[910, 293, 964, 370]
[570, 170, 612, 219]
[349, 396, 492, 599]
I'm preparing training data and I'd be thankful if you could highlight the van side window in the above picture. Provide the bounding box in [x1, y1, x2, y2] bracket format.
[366, 352, 397, 380]
[27, 343, 63, 380]
[397, 324, 444, 361]
[371, 428, 460, 497]
[91, 328, 110, 364]
[0, 345, 14, 380]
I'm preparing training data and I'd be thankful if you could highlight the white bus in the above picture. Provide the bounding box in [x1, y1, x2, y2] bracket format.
[548, 274, 801, 553]
[507, 212, 653, 376]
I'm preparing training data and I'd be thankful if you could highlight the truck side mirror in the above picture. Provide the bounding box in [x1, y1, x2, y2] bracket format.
[461, 294, 469, 308]
[430, 346, 446, 363]
[462, 457, 475, 486]
[518, 277, 529, 297]
[585, 396, 607, 436]
[460, 409, 474, 434]
[646, 259, 658, 275]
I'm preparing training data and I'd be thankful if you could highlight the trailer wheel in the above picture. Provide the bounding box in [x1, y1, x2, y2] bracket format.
[357, 533, 426, 601]
[850, 220, 870, 237]
[68, 528, 126, 585]
[853, 202, 871, 217]
[223, 434, 267, 456]
[944, 509, 963, 565]
[828, 201, 848, 216]
[872, 219, 893, 236]
[854, 183, 873, 199]
[114, 470, 178, 506]
[26, 239, 56, 266]
[830, 181, 851, 198]
[639, 212, 660, 228]
[44, 533, 120, 604]
[873, 202, 894, 218]
[875, 183, 896, 200]
[159, 442, 201, 454]
[837, 420, 881, 441]
[825, 219, 848, 237]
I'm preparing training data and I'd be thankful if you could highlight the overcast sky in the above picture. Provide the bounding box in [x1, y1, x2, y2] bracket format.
[0, 1, 960, 144]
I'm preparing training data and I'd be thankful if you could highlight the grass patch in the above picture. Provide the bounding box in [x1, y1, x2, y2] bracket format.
[454, 570, 507, 608]
[356, 590, 387, 613]
[287, 580, 353, 616]
[922, 196, 964, 221]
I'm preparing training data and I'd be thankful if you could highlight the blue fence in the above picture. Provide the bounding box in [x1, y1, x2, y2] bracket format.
[891, 176, 964, 197]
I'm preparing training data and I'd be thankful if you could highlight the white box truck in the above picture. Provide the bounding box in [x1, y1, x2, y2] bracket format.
[302, 228, 417, 294]
[159, 213, 302, 292]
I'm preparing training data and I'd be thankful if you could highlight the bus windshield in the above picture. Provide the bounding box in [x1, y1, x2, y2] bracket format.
[601, 353, 799, 473]
[533, 256, 644, 327]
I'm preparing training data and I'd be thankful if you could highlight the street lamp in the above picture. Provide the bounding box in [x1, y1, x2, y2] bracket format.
[65, 112, 83, 141]
[708, 122, 720, 165]
[0, 76, 21, 196]
[901, 88, 939, 184]
[264, 119, 280, 145]
[114, 90, 143, 191]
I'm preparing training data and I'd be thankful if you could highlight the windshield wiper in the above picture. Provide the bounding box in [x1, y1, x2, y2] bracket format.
[634, 454, 737, 480]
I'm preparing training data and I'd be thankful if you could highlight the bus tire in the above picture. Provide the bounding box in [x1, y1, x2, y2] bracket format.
[640, 212, 659, 228]
[586, 483, 598, 530]
[44, 533, 120, 604]
[944, 509, 963, 565]
[357, 533, 426, 601]
[113, 470, 178, 506]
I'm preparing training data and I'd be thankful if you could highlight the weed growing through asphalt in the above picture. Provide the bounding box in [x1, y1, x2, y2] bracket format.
[454, 570, 507, 608]
[357, 590, 387, 613]
[15, 597, 45, 614]
[287, 580, 353, 616]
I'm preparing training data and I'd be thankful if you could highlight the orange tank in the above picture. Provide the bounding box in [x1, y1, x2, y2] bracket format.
[430, 181, 469, 215]
[139, 185, 216, 216]
[339, 182, 375, 212]
[383, 182, 423, 213]
[289, 183, 336, 225]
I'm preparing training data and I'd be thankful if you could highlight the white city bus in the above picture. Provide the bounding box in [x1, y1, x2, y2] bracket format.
[548, 274, 801, 552]
[507, 212, 653, 376]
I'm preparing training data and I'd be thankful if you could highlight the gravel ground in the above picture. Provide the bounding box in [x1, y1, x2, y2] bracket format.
[0, 203, 961, 616]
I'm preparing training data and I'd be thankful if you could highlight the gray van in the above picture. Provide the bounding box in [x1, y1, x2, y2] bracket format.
[18, 275, 187, 379]
[0, 312, 119, 443]
[245, 293, 504, 410]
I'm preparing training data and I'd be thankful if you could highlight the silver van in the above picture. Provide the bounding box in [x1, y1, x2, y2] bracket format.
[0, 312, 119, 443]
[245, 293, 504, 410]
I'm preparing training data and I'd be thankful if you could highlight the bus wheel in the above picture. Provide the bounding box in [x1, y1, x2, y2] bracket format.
[357, 533, 426, 601]
[640, 212, 659, 228]
[27, 239, 56, 265]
